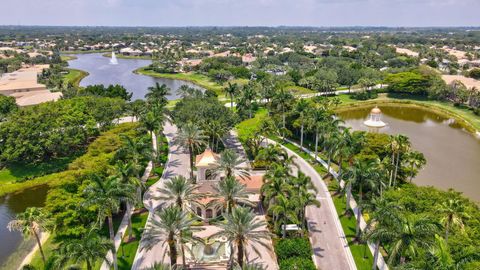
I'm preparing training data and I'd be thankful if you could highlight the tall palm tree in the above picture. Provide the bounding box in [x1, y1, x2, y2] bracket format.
[269, 194, 299, 238]
[387, 215, 440, 265]
[224, 82, 238, 110]
[174, 122, 207, 180]
[156, 176, 203, 210]
[271, 88, 294, 132]
[403, 150, 426, 182]
[53, 229, 113, 270]
[211, 207, 271, 268]
[83, 175, 136, 270]
[294, 187, 320, 232]
[203, 120, 227, 151]
[141, 205, 198, 268]
[211, 176, 254, 214]
[114, 160, 142, 239]
[293, 99, 311, 148]
[215, 149, 250, 179]
[343, 159, 381, 239]
[306, 107, 327, 160]
[119, 135, 152, 179]
[438, 199, 470, 243]
[146, 82, 170, 106]
[7, 207, 51, 265]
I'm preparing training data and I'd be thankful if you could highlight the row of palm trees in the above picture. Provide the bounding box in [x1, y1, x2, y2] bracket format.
[8, 83, 171, 270]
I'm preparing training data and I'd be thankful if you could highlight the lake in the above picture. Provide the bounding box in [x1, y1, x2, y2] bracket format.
[0, 185, 49, 268]
[337, 105, 480, 202]
[67, 53, 203, 100]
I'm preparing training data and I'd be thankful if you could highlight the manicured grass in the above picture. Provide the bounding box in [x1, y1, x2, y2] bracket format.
[330, 191, 375, 270]
[135, 67, 248, 97]
[287, 85, 315, 95]
[235, 108, 268, 142]
[117, 211, 149, 270]
[62, 68, 88, 87]
[0, 156, 78, 196]
[60, 55, 77, 61]
[29, 236, 56, 270]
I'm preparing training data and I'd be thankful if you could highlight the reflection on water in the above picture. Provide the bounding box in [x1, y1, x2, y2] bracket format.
[0, 185, 49, 266]
[338, 105, 480, 202]
[67, 53, 204, 100]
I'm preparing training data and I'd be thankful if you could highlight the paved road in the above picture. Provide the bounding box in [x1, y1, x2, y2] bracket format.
[265, 139, 357, 270]
[132, 122, 191, 269]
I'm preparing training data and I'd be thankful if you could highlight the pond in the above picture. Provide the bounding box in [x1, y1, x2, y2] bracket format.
[0, 185, 49, 267]
[337, 105, 480, 202]
[66, 53, 203, 100]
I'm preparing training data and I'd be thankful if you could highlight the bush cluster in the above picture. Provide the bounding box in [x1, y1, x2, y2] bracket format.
[275, 238, 316, 270]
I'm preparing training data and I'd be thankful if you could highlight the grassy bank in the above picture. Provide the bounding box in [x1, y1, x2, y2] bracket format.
[60, 55, 77, 61]
[335, 93, 480, 133]
[135, 67, 248, 97]
[63, 68, 88, 87]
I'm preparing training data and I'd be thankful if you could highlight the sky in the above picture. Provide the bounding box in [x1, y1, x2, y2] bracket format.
[1, 0, 479, 27]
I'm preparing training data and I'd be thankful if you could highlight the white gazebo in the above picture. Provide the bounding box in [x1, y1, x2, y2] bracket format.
[364, 106, 387, 128]
[195, 148, 220, 181]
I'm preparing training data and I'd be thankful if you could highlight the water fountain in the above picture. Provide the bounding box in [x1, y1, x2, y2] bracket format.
[189, 238, 230, 264]
[363, 106, 387, 128]
[110, 51, 118, 65]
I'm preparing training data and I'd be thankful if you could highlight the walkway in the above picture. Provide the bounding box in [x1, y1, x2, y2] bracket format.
[132, 122, 190, 269]
[265, 138, 357, 270]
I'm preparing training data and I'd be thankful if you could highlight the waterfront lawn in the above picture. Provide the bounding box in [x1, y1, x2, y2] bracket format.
[136, 67, 248, 97]
[62, 68, 88, 87]
[117, 211, 149, 270]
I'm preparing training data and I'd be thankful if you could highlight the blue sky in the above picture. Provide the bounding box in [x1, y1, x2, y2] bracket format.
[1, 0, 479, 27]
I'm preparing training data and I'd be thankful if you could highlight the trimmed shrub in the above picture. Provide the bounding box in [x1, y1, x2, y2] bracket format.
[279, 257, 316, 270]
[275, 238, 313, 260]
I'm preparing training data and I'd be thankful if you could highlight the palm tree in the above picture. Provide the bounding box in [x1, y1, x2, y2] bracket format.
[215, 149, 250, 179]
[128, 100, 146, 122]
[306, 107, 327, 160]
[269, 194, 299, 238]
[146, 82, 170, 106]
[7, 207, 51, 265]
[438, 199, 470, 243]
[211, 207, 271, 268]
[294, 187, 320, 232]
[141, 205, 198, 268]
[114, 160, 142, 239]
[387, 215, 440, 265]
[271, 88, 294, 133]
[403, 150, 426, 182]
[174, 122, 207, 180]
[293, 99, 311, 148]
[83, 175, 136, 270]
[211, 176, 254, 214]
[119, 135, 152, 179]
[224, 82, 238, 109]
[203, 120, 227, 151]
[156, 176, 203, 210]
[53, 229, 113, 270]
[343, 159, 381, 239]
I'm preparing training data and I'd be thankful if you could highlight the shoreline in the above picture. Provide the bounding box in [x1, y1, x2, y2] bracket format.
[336, 98, 480, 136]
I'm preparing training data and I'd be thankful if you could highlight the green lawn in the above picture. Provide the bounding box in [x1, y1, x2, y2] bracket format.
[117, 211, 149, 270]
[101, 52, 152, 60]
[0, 157, 78, 196]
[135, 68, 249, 98]
[60, 55, 77, 61]
[62, 68, 88, 87]
[235, 108, 268, 142]
[287, 85, 316, 95]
